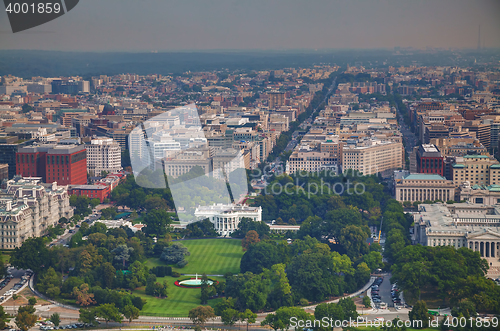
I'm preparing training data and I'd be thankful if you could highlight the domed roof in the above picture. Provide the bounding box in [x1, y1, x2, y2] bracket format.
[102, 104, 115, 115]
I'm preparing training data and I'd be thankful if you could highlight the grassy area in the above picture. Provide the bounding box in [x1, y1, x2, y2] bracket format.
[133, 276, 223, 316]
[1, 252, 10, 264]
[136, 239, 244, 316]
[150, 239, 244, 275]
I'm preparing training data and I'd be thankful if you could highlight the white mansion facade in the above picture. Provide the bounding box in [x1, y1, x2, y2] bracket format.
[0, 177, 74, 249]
[413, 203, 500, 276]
[194, 203, 262, 236]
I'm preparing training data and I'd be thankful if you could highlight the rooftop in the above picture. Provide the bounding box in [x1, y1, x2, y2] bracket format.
[403, 174, 447, 181]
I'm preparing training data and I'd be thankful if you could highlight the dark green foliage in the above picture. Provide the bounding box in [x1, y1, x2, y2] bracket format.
[185, 219, 218, 238]
[408, 301, 430, 329]
[150, 265, 172, 277]
[160, 242, 190, 267]
[231, 218, 270, 239]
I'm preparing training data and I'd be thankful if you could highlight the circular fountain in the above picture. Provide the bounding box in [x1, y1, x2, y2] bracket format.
[175, 274, 215, 288]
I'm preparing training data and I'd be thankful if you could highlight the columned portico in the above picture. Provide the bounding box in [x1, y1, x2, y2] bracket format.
[466, 232, 500, 267]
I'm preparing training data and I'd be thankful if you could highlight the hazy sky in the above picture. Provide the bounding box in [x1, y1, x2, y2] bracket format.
[1, 0, 499, 51]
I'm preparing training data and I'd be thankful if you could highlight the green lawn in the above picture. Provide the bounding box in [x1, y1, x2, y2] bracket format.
[1, 252, 11, 264]
[134, 276, 223, 316]
[135, 238, 244, 316]
[156, 238, 244, 275]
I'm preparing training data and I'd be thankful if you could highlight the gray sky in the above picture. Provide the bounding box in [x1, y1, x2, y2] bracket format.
[1, 0, 499, 51]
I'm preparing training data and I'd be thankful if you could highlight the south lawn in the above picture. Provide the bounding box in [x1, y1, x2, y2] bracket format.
[134, 238, 244, 316]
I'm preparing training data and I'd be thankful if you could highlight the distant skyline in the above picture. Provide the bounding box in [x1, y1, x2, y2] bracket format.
[1, 0, 499, 51]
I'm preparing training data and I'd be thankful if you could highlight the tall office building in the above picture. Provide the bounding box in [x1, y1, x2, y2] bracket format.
[16, 144, 87, 185]
[342, 139, 403, 176]
[0, 136, 34, 179]
[86, 138, 122, 176]
[416, 144, 444, 176]
[268, 92, 285, 109]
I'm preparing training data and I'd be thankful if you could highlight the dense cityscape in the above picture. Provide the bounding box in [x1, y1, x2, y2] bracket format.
[0, 0, 500, 330]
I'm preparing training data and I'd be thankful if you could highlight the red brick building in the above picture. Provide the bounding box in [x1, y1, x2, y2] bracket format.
[16, 144, 87, 185]
[416, 144, 444, 176]
[68, 184, 111, 202]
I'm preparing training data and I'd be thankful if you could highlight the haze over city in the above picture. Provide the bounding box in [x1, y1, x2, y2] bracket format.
[1, 0, 500, 51]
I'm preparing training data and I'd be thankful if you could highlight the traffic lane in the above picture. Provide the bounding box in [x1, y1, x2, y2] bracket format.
[377, 275, 393, 308]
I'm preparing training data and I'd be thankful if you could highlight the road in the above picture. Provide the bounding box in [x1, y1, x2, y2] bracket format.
[271, 76, 339, 174]
[50, 211, 101, 247]
[394, 101, 418, 154]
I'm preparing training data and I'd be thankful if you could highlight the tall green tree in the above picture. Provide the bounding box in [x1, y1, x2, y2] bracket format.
[122, 305, 140, 323]
[240, 309, 257, 331]
[188, 306, 215, 326]
[49, 313, 61, 327]
[94, 303, 123, 325]
[78, 308, 98, 326]
[10, 237, 49, 273]
[221, 308, 239, 326]
[408, 300, 430, 329]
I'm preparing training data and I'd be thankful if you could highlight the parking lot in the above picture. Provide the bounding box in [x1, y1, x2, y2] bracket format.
[38, 322, 98, 330]
[0, 268, 31, 303]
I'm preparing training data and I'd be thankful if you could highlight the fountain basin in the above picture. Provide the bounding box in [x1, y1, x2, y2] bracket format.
[174, 277, 217, 288]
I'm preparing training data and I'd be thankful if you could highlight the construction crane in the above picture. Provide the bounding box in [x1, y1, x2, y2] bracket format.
[377, 216, 383, 243]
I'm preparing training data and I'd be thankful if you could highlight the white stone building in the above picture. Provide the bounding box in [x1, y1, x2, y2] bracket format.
[413, 203, 500, 276]
[194, 203, 262, 237]
[86, 138, 122, 176]
[0, 177, 73, 249]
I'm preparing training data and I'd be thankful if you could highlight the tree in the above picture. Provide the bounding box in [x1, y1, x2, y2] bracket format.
[50, 313, 61, 327]
[90, 198, 100, 209]
[122, 304, 140, 323]
[339, 225, 369, 259]
[78, 308, 98, 326]
[10, 237, 49, 273]
[451, 299, 476, 319]
[0, 306, 8, 329]
[28, 297, 37, 306]
[73, 283, 96, 306]
[94, 303, 123, 325]
[200, 273, 210, 304]
[262, 307, 312, 331]
[240, 241, 285, 274]
[112, 244, 134, 267]
[142, 209, 170, 236]
[408, 300, 430, 329]
[363, 295, 371, 308]
[15, 306, 37, 331]
[240, 309, 257, 331]
[214, 297, 235, 316]
[188, 306, 215, 326]
[37, 267, 61, 297]
[101, 262, 116, 288]
[160, 243, 190, 267]
[221, 308, 239, 326]
[242, 230, 260, 251]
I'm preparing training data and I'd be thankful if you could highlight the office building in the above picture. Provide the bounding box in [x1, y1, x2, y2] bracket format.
[86, 138, 122, 176]
[413, 203, 500, 273]
[342, 139, 403, 176]
[394, 173, 455, 203]
[0, 177, 73, 249]
[0, 136, 34, 179]
[16, 144, 87, 185]
[416, 144, 444, 176]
